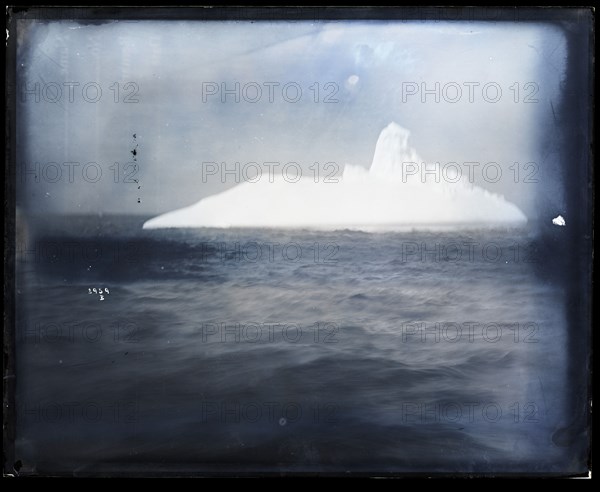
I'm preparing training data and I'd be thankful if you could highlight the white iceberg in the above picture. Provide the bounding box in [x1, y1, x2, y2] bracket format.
[143, 122, 527, 231]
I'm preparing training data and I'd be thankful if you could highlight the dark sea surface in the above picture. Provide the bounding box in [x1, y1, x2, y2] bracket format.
[14, 215, 575, 475]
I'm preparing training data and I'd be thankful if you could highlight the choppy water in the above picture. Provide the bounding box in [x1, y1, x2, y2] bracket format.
[13, 215, 575, 474]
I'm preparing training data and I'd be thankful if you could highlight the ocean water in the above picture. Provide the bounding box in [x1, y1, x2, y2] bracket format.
[14, 215, 576, 475]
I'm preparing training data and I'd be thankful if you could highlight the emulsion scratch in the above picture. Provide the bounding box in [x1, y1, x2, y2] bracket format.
[132, 133, 141, 204]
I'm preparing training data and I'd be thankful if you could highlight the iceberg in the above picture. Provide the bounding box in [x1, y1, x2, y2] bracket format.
[143, 122, 527, 231]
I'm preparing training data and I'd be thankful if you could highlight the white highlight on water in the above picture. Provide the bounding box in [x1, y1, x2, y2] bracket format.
[552, 215, 566, 226]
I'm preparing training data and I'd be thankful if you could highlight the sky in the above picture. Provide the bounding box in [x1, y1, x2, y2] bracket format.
[15, 20, 568, 220]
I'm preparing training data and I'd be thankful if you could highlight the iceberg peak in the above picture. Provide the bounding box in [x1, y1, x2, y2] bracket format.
[369, 122, 420, 178]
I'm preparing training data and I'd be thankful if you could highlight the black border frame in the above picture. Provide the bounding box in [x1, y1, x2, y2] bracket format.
[4, 5, 593, 478]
